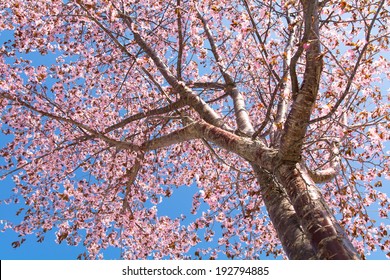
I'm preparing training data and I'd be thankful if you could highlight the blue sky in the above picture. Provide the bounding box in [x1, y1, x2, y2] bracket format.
[0, 148, 388, 259]
[0, 20, 389, 260]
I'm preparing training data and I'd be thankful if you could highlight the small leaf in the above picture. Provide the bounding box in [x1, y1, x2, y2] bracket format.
[11, 241, 20, 248]
[58, 232, 68, 244]
[16, 208, 24, 216]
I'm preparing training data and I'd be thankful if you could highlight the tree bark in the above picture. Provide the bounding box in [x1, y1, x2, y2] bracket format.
[252, 164, 317, 259]
[275, 163, 359, 259]
[251, 0, 360, 259]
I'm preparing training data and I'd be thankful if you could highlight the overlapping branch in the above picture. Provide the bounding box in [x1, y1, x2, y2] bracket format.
[310, 0, 386, 124]
[119, 14, 233, 132]
[196, 8, 255, 136]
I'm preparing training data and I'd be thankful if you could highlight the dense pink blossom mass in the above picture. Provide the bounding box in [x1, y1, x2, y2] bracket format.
[0, 0, 389, 259]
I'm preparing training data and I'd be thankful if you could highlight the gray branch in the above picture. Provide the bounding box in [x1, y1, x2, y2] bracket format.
[197, 8, 255, 136]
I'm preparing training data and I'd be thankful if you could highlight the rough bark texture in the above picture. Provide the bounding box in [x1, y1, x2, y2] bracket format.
[3, 0, 387, 261]
[279, 0, 323, 163]
[258, 0, 360, 259]
[252, 164, 317, 260]
[276, 163, 359, 259]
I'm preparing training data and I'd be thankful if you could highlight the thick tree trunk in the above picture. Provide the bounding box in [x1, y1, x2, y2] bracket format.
[252, 164, 317, 259]
[276, 163, 359, 259]
[115, 0, 361, 259]
[252, 162, 359, 259]
[250, 0, 359, 260]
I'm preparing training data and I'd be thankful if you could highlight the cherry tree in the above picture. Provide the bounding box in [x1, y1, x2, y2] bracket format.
[0, 0, 389, 259]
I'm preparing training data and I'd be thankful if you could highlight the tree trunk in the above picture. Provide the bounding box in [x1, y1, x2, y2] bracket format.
[276, 163, 360, 259]
[252, 164, 317, 259]
[252, 162, 360, 259]
[250, 0, 360, 260]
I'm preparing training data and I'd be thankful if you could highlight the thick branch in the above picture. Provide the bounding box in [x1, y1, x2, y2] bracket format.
[278, 0, 323, 163]
[121, 15, 232, 132]
[189, 82, 225, 90]
[229, 85, 256, 136]
[275, 15, 299, 127]
[307, 166, 338, 184]
[197, 9, 255, 136]
[140, 121, 199, 151]
[290, 43, 304, 96]
[123, 154, 144, 212]
[194, 121, 277, 168]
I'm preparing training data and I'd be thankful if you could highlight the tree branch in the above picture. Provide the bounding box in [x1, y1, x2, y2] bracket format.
[140, 121, 199, 151]
[194, 121, 276, 168]
[278, 0, 324, 163]
[176, 0, 184, 81]
[139, 119, 277, 171]
[306, 140, 341, 183]
[196, 8, 255, 136]
[310, 0, 386, 124]
[121, 14, 233, 132]
[107, 99, 187, 132]
[123, 153, 144, 213]
[189, 82, 225, 90]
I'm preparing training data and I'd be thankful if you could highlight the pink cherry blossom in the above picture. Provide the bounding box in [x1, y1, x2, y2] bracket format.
[0, 0, 389, 260]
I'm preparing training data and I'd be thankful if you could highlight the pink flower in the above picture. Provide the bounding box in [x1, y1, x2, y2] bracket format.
[303, 42, 311, 50]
